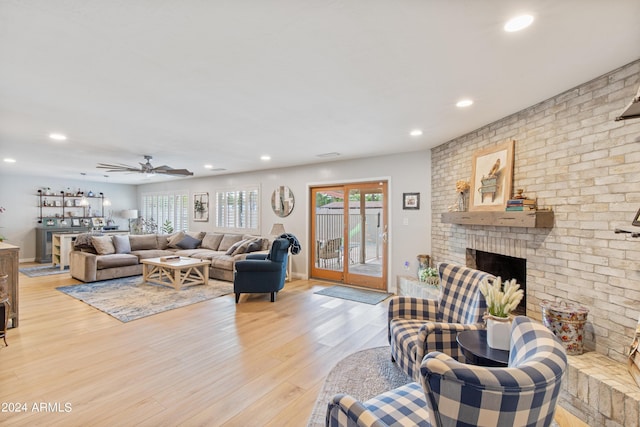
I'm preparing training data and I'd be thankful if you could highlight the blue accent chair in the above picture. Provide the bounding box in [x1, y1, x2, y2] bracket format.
[234, 238, 290, 303]
[327, 316, 567, 426]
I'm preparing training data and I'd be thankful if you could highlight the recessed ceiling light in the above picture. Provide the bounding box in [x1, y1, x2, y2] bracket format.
[410, 129, 423, 137]
[49, 133, 67, 141]
[3, 158, 16, 163]
[504, 14, 534, 32]
[456, 99, 474, 108]
[260, 155, 271, 161]
[204, 164, 213, 169]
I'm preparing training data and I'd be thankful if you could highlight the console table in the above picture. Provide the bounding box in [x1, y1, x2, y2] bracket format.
[457, 330, 509, 367]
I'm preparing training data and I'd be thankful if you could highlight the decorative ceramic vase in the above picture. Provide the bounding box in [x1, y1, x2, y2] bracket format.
[486, 315, 511, 350]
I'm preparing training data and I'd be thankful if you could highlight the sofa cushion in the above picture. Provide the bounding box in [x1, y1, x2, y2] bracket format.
[218, 234, 243, 251]
[91, 235, 115, 255]
[96, 254, 139, 269]
[211, 255, 235, 270]
[129, 234, 159, 251]
[131, 249, 177, 260]
[201, 233, 224, 250]
[176, 234, 202, 249]
[157, 234, 172, 250]
[186, 231, 206, 240]
[113, 235, 131, 254]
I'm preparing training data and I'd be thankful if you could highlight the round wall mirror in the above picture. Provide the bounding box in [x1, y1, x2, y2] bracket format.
[272, 186, 295, 217]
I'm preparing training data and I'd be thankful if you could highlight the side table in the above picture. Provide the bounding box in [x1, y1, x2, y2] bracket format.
[457, 330, 509, 367]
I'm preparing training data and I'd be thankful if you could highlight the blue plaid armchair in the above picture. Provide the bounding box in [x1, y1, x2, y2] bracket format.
[388, 263, 493, 381]
[326, 316, 567, 427]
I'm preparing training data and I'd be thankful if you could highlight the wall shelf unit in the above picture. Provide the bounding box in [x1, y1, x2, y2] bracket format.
[441, 210, 554, 228]
[37, 189, 105, 224]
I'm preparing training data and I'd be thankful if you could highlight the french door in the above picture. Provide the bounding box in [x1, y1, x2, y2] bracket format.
[310, 181, 388, 290]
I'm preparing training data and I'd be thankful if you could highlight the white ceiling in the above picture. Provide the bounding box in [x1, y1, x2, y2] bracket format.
[1, 1, 639, 184]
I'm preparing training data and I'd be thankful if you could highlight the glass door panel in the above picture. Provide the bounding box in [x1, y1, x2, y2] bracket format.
[344, 183, 387, 289]
[311, 187, 344, 281]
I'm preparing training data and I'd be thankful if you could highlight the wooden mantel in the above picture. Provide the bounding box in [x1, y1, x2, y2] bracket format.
[441, 210, 554, 228]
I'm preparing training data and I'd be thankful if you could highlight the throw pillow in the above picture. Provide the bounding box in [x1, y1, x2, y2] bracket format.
[230, 238, 262, 256]
[225, 238, 251, 255]
[176, 234, 202, 250]
[246, 240, 263, 253]
[167, 231, 186, 248]
[112, 234, 131, 254]
[186, 231, 206, 240]
[218, 234, 243, 251]
[91, 235, 115, 255]
[201, 233, 224, 250]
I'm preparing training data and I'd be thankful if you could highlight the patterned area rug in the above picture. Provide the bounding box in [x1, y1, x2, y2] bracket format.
[307, 346, 412, 426]
[20, 265, 69, 277]
[314, 285, 392, 305]
[57, 276, 233, 322]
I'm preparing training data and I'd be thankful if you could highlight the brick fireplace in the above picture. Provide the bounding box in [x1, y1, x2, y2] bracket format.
[430, 59, 640, 363]
[430, 60, 640, 426]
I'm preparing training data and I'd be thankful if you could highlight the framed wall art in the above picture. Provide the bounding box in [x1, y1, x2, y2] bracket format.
[469, 140, 515, 211]
[193, 192, 209, 222]
[403, 192, 420, 210]
[633, 206, 640, 227]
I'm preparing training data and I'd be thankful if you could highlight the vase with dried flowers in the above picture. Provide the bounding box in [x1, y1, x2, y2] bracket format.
[478, 276, 524, 350]
[456, 180, 470, 211]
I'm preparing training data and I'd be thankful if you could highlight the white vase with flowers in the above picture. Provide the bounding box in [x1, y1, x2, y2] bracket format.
[478, 276, 524, 350]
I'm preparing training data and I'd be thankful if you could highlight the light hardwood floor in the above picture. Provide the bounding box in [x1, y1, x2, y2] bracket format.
[2, 267, 582, 426]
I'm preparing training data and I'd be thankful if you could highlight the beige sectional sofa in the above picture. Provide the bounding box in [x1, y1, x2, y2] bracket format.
[69, 231, 271, 283]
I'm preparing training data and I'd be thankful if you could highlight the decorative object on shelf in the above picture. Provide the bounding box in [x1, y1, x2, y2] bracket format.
[469, 140, 515, 212]
[479, 276, 524, 350]
[514, 188, 526, 199]
[71, 218, 81, 227]
[506, 198, 537, 211]
[540, 299, 589, 355]
[628, 316, 640, 388]
[416, 254, 438, 286]
[402, 192, 420, 210]
[193, 192, 209, 222]
[91, 217, 105, 228]
[633, 206, 640, 227]
[271, 186, 295, 217]
[456, 180, 470, 212]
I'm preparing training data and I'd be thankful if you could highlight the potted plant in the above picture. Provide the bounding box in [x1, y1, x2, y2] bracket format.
[478, 276, 524, 350]
[419, 266, 439, 287]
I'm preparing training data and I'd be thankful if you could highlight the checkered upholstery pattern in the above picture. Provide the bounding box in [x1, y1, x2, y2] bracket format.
[325, 317, 567, 427]
[326, 382, 430, 427]
[421, 316, 567, 427]
[388, 263, 492, 381]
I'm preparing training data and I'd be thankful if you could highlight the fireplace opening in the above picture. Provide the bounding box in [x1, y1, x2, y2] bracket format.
[466, 249, 526, 316]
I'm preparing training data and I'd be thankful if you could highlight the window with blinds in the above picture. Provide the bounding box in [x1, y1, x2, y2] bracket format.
[140, 191, 189, 232]
[215, 187, 259, 232]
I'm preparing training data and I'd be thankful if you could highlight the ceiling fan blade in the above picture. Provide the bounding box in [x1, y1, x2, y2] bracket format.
[155, 168, 194, 176]
[96, 163, 141, 172]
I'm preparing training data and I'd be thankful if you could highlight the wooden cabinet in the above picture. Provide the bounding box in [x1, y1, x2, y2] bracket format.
[0, 242, 19, 328]
[36, 227, 84, 263]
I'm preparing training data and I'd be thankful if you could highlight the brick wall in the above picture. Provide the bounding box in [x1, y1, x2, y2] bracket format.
[431, 59, 640, 362]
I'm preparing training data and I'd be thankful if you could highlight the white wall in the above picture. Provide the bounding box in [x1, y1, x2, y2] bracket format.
[136, 151, 432, 291]
[0, 174, 137, 261]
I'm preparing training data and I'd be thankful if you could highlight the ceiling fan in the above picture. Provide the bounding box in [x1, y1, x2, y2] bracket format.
[96, 155, 194, 177]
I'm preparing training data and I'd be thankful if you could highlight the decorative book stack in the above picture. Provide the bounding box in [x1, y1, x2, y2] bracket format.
[506, 198, 536, 211]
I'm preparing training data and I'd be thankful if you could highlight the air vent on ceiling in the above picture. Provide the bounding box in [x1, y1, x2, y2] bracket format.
[316, 152, 341, 158]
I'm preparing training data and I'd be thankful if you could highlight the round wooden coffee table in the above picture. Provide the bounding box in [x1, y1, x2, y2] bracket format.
[456, 330, 509, 367]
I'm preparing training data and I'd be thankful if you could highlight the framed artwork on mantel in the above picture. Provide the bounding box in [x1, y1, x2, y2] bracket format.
[469, 140, 515, 211]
